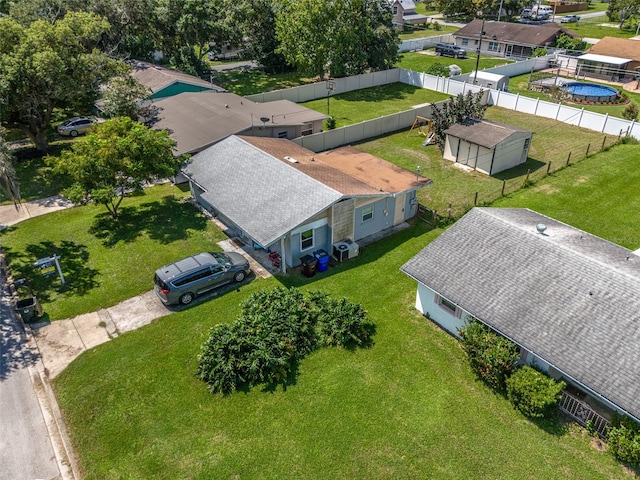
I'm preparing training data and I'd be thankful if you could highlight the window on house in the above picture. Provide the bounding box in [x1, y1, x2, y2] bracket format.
[277, 131, 288, 138]
[474, 39, 478, 45]
[488, 41, 499, 52]
[523, 138, 530, 150]
[462, 38, 468, 46]
[362, 205, 374, 222]
[393, 5, 398, 14]
[301, 228, 314, 250]
[435, 294, 461, 318]
[301, 123, 313, 136]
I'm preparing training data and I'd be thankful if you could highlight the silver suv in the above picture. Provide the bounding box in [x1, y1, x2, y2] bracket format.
[154, 251, 250, 306]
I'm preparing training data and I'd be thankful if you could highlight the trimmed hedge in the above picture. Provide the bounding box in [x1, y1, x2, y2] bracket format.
[607, 414, 640, 466]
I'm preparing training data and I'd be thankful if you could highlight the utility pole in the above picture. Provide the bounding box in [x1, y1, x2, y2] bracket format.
[497, 0, 504, 22]
[473, 19, 486, 85]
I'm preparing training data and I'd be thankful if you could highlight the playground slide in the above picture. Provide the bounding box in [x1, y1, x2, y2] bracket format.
[422, 133, 435, 147]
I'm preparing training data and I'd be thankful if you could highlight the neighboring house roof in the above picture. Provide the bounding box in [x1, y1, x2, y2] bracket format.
[182, 135, 431, 246]
[131, 61, 225, 95]
[587, 36, 640, 62]
[455, 19, 577, 47]
[401, 207, 640, 421]
[391, 0, 416, 11]
[147, 92, 328, 155]
[443, 119, 531, 149]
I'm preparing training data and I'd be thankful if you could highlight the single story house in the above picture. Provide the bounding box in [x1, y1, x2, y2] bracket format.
[130, 61, 225, 99]
[454, 20, 577, 58]
[442, 119, 532, 175]
[401, 207, 640, 423]
[145, 92, 328, 156]
[582, 36, 640, 79]
[389, 0, 429, 29]
[182, 135, 432, 270]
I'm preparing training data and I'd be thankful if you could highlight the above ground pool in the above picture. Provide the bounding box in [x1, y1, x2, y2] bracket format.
[563, 82, 619, 102]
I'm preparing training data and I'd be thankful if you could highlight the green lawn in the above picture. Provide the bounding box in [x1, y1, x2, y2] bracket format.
[300, 83, 450, 128]
[53, 218, 628, 479]
[0, 184, 226, 320]
[566, 18, 637, 40]
[356, 106, 612, 216]
[398, 51, 513, 73]
[398, 24, 459, 40]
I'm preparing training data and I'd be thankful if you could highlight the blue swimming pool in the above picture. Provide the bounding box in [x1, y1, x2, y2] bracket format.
[563, 82, 619, 102]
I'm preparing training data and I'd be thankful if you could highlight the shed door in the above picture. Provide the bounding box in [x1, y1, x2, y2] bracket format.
[394, 194, 406, 224]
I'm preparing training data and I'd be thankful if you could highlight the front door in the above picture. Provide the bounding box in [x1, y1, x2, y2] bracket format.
[506, 44, 513, 57]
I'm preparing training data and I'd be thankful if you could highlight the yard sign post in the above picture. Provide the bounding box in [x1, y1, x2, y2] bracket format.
[34, 254, 65, 285]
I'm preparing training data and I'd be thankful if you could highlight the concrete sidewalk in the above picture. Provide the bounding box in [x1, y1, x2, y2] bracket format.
[0, 194, 74, 230]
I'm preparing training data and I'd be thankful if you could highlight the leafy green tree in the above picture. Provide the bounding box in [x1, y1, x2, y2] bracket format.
[46, 117, 181, 218]
[607, 414, 640, 465]
[6, 0, 71, 25]
[554, 34, 587, 52]
[458, 319, 520, 391]
[607, 0, 640, 28]
[99, 76, 152, 120]
[431, 90, 487, 150]
[0, 128, 20, 207]
[0, 12, 125, 151]
[426, 63, 451, 77]
[532, 47, 548, 57]
[235, 0, 288, 72]
[275, 0, 398, 79]
[433, 0, 474, 17]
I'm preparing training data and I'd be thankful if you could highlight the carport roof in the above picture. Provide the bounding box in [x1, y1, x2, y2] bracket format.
[578, 53, 631, 66]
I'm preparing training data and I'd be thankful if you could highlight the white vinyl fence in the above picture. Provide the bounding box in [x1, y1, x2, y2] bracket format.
[398, 34, 455, 53]
[256, 63, 639, 152]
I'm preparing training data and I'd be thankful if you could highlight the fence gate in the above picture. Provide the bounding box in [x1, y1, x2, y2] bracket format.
[417, 203, 436, 226]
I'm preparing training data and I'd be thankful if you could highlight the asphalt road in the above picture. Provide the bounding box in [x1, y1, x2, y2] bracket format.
[0, 275, 60, 480]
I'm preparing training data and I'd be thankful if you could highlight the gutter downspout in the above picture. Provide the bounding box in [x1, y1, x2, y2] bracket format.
[280, 236, 287, 274]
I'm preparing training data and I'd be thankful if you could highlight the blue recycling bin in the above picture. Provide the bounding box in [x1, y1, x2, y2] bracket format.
[314, 249, 330, 272]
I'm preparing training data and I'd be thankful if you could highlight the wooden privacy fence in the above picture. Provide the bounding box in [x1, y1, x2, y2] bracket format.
[559, 391, 610, 438]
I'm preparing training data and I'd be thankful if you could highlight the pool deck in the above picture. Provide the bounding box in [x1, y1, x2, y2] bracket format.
[536, 68, 640, 93]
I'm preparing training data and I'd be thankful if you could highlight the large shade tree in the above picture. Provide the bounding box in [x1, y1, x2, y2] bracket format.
[0, 12, 126, 151]
[47, 117, 182, 219]
[0, 128, 20, 207]
[275, 0, 399, 79]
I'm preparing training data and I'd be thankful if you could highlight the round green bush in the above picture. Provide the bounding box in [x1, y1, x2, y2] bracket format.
[505, 365, 565, 418]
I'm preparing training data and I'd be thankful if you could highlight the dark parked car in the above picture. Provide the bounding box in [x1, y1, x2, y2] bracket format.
[154, 251, 250, 306]
[435, 43, 467, 59]
[57, 116, 97, 137]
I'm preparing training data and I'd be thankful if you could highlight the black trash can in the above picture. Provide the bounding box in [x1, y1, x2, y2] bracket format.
[300, 254, 318, 278]
[15, 296, 42, 323]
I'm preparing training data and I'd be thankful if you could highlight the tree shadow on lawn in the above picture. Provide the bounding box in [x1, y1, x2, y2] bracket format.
[89, 196, 208, 247]
[4, 240, 99, 303]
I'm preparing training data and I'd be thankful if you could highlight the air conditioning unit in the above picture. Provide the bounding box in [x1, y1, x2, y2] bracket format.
[333, 239, 359, 262]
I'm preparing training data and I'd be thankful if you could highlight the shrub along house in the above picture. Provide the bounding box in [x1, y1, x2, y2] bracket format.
[442, 119, 532, 175]
[182, 135, 432, 271]
[401, 207, 640, 424]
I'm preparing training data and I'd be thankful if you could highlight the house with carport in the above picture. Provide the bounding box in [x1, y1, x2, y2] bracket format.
[442, 119, 532, 175]
[401, 207, 640, 424]
[389, 0, 429, 29]
[182, 135, 432, 271]
[580, 36, 640, 80]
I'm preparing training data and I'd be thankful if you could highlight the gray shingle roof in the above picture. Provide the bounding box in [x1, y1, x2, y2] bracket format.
[444, 119, 531, 149]
[401, 207, 640, 420]
[182, 136, 342, 247]
[455, 19, 577, 47]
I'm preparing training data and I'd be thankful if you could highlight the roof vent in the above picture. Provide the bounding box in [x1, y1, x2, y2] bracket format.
[536, 223, 547, 235]
[284, 156, 299, 164]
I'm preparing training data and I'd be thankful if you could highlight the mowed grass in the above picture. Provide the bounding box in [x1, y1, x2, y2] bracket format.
[54, 220, 627, 479]
[356, 106, 610, 215]
[300, 83, 450, 128]
[397, 51, 513, 74]
[0, 184, 226, 320]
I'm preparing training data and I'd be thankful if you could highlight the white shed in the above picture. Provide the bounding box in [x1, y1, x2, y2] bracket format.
[442, 119, 532, 175]
[468, 71, 509, 90]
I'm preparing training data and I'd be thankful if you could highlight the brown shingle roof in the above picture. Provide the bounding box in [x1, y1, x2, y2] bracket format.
[455, 19, 576, 47]
[444, 119, 531, 149]
[587, 36, 640, 62]
[240, 136, 431, 194]
[131, 61, 224, 93]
